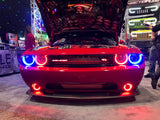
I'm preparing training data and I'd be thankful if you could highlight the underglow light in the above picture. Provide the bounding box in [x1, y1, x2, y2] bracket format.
[115, 54, 128, 65]
[32, 83, 41, 91]
[123, 83, 133, 92]
[129, 7, 141, 14]
[145, 5, 158, 11]
[35, 55, 48, 66]
[52, 59, 68, 62]
[129, 54, 143, 65]
[22, 55, 35, 66]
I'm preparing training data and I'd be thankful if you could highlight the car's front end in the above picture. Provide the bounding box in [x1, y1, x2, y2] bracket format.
[20, 41, 145, 99]
[20, 0, 145, 99]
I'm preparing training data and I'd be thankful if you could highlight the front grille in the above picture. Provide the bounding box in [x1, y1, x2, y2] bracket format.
[44, 83, 118, 91]
[47, 55, 114, 67]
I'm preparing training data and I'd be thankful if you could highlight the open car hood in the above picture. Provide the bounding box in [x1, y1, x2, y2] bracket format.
[36, 0, 128, 43]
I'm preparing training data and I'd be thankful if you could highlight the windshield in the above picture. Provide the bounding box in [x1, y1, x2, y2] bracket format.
[52, 31, 116, 47]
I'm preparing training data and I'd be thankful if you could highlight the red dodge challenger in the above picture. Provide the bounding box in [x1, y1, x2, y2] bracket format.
[20, 0, 145, 99]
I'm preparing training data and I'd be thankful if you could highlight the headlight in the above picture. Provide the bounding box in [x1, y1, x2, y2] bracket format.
[115, 54, 128, 65]
[35, 55, 48, 66]
[22, 55, 35, 66]
[129, 54, 143, 65]
[114, 53, 143, 65]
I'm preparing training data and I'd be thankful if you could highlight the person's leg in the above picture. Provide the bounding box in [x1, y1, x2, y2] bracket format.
[155, 48, 160, 87]
[148, 46, 156, 72]
[151, 47, 160, 89]
[145, 45, 156, 78]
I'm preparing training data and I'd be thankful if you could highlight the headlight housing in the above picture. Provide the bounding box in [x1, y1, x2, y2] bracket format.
[115, 53, 143, 65]
[21, 55, 48, 66]
[129, 54, 143, 65]
[22, 55, 35, 66]
[35, 55, 48, 66]
[115, 54, 128, 65]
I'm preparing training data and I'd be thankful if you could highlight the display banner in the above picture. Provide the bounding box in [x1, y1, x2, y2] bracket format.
[11, 50, 20, 73]
[12, 50, 25, 73]
[0, 50, 13, 75]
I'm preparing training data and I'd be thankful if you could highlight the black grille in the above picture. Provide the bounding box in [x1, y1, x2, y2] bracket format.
[47, 55, 114, 67]
[44, 83, 118, 91]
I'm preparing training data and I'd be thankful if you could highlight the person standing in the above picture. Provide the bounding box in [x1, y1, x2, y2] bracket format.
[25, 26, 35, 50]
[144, 23, 157, 78]
[150, 23, 160, 89]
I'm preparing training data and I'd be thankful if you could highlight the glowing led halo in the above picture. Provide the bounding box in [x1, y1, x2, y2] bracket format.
[32, 83, 41, 91]
[129, 54, 143, 65]
[22, 55, 35, 66]
[123, 83, 133, 92]
[115, 54, 128, 65]
[35, 55, 48, 66]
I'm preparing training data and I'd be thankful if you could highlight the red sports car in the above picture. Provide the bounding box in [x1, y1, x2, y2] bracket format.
[20, 0, 145, 99]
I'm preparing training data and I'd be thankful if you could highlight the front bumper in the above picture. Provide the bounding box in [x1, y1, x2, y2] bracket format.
[20, 64, 145, 96]
[27, 89, 136, 99]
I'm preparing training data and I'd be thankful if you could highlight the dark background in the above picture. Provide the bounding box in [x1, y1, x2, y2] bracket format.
[0, 0, 31, 43]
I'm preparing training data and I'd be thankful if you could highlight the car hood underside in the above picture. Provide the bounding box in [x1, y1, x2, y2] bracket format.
[36, 0, 128, 43]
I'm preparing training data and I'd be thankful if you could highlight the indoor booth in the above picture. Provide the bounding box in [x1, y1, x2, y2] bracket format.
[0, 33, 25, 76]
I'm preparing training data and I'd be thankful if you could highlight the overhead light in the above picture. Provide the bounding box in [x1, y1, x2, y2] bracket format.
[128, 20, 140, 26]
[129, 7, 141, 14]
[145, 5, 159, 11]
[19, 37, 25, 40]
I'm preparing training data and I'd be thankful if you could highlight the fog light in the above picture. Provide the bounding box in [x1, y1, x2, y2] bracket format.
[34, 91, 43, 96]
[120, 92, 131, 96]
[32, 83, 41, 91]
[123, 83, 133, 92]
